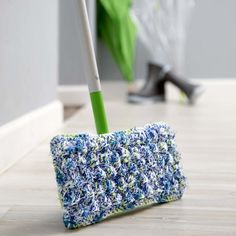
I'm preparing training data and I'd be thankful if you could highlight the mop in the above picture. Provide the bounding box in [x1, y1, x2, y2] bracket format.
[50, 0, 186, 229]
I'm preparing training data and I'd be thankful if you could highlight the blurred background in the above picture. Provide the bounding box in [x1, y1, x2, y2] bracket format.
[0, 0, 236, 127]
[1, 0, 236, 127]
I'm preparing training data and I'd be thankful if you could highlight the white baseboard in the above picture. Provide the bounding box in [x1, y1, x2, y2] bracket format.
[58, 85, 89, 106]
[0, 100, 63, 174]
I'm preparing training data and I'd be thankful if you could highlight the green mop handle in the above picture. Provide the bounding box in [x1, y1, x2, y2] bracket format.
[78, 0, 109, 134]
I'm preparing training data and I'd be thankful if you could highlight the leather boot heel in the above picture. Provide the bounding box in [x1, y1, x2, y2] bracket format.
[127, 63, 167, 104]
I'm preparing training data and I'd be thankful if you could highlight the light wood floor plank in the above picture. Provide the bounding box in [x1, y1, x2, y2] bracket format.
[0, 80, 236, 235]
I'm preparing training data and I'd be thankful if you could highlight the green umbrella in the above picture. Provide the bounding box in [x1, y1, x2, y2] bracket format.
[97, 0, 136, 82]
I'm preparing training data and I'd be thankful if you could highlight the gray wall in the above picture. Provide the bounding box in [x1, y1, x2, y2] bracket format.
[59, 0, 236, 85]
[99, 0, 236, 81]
[186, 0, 236, 78]
[0, 0, 58, 126]
[60, 0, 236, 84]
[59, 0, 95, 85]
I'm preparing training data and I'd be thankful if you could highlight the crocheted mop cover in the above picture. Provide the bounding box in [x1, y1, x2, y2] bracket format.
[50, 123, 186, 229]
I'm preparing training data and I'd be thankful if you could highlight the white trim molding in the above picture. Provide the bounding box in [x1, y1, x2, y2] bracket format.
[58, 85, 89, 106]
[0, 100, 63, 174]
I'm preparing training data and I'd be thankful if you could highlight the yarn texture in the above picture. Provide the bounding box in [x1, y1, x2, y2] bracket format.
[50, 123, 186, 229]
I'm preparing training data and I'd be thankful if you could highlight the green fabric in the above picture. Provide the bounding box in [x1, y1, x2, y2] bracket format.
[90, 91, 109, 134]
[97, 0, 136, 82]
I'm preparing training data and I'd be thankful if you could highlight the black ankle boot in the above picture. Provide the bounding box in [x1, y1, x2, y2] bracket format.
[127, 63, 169, 104]
[165, 71, 205, 104]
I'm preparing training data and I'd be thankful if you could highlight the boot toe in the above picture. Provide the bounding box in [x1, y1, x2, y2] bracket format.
[188, 85, 205, 104]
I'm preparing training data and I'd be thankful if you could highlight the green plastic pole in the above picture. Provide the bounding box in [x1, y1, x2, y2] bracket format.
[90, 91, 109, 134]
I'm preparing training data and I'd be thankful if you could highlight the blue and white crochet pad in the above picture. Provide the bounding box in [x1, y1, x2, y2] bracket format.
[50, 122, 186, 229]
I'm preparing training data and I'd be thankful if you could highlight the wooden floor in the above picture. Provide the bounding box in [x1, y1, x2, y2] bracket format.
[0, 80, 236, 235]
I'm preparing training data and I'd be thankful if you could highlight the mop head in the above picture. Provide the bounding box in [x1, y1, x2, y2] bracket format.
[50, 122, 186, 229]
